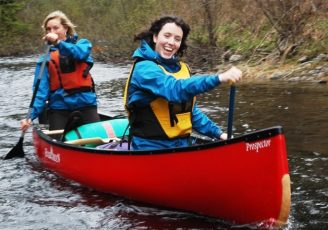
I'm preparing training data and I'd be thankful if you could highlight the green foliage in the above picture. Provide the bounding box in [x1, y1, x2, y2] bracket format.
[216, 22, 277, 57]
[0, 0, 29, 55]
[313, 18, 328, 52]
[0, 0, 327, 64]
[297, 18, 328, 57]
[0, 0, 22, 30]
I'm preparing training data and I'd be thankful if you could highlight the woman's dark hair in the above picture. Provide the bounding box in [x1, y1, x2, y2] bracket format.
[134, 16, 190, 57]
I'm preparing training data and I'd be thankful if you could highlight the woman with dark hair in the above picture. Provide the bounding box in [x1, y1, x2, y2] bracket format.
[134, 16, 190, 57]
[124, 16, 242, 150]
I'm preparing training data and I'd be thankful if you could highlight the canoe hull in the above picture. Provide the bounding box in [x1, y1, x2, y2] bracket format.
[33, 125, 290, 226]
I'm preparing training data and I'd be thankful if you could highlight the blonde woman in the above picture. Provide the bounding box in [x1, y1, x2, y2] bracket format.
[21, 11, 99, 134]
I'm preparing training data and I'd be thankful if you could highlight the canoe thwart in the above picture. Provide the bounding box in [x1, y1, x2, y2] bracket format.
[42, 129, 64, 135]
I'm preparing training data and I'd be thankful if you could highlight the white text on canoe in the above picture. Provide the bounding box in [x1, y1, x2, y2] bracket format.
[44, 147, 61, 163]
[246, 139, 271, 153]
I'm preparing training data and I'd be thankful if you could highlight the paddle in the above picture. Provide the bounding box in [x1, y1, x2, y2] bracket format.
[227, 84, 236, 139]
[4, 45, 51, 160]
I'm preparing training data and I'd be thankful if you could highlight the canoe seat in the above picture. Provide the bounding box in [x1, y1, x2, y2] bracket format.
[64, 118, 129, 147]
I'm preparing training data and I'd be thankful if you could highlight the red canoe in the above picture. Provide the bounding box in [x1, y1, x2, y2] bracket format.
[32, 117, 290, 227]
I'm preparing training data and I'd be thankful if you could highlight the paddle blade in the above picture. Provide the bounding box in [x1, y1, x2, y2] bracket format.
[4, 137, 25, 160]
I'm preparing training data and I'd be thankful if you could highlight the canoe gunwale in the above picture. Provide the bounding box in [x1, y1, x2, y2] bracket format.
[33, 124, 284, 155]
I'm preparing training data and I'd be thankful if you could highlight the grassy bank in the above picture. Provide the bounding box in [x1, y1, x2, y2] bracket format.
[1, 0, 327, 82]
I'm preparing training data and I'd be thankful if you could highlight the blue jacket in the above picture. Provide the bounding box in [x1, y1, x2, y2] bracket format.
[128, 40, 223, 150]
[30, 34, 97, 120]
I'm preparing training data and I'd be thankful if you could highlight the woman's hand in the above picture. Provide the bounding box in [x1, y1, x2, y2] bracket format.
[21, 119, 32, 132]
[218, 66, 242, 84]
[219, 132, 228, 140]
[42, 32, 59, 45]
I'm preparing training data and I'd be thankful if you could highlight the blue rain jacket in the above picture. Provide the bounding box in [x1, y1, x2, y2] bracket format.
[128, 40, 224, 150]
[30, 34, 97, 120]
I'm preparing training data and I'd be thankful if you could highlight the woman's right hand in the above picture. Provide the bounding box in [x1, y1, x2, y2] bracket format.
[21, 119, 32, 132]
[219, 132, 228, 140]
[218, 66, 242, 84]
[42, 32, 59, 45]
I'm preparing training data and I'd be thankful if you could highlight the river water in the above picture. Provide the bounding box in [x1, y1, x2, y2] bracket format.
[0, 54, 327, 230]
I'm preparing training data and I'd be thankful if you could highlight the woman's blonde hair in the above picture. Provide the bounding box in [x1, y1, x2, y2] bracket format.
[42, 10, 76, 36]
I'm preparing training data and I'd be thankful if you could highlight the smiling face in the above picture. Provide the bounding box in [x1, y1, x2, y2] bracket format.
[153, 22, 183, 59]
[45, 17, 68, 40]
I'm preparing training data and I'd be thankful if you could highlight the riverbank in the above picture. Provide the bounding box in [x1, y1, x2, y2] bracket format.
[237, 54, 328, 84]
[188, 50, 328, 84]
[4, 47, 327, 84]
[94, 49, 328, 84]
